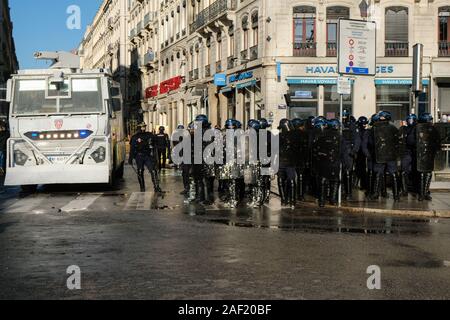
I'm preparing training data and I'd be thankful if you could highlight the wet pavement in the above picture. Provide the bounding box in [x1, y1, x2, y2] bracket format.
[0, 166, 450, 299]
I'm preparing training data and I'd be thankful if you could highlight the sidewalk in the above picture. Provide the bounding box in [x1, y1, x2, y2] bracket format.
[269, 179, 450, 218]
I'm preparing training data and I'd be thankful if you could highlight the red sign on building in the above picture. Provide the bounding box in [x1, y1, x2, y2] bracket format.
[159, 76, 182, 94]
[145, 85, 159, 98]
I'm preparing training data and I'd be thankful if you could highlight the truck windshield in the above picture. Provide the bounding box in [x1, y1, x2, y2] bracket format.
[13, 79, 56, 114]
[13, 78, 103, 115]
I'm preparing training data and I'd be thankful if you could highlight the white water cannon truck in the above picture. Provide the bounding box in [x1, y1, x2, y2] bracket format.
[3, 51, 126, 190]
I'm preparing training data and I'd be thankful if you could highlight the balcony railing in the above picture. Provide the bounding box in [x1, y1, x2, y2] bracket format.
[240, 49, 249, 62]
[439, 41, 450, 57]
[293, 42, 316, 57]
[129, 28, 136, 39]
[205, 64, 211, 77]
[327, 42, 337, 57]
[190, 0, 236, 33]
[385, 42, 408, 57]
[250, 45, 258, 60]
[227, 56, 235, 69]
[189, 69, 199, 81]
[216, 61, 222, 73]
[144, 12, 155, 28]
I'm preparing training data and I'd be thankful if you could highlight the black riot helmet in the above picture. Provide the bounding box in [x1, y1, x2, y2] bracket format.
[291, 118, 304, 130]
[278, 118, 293, 133]
[259, 118, 270, 129]
[195, 114, 210, 129]
[248, 119, 261, 131]
[225, 118, 236, 129]
[357, 116, 369, 127]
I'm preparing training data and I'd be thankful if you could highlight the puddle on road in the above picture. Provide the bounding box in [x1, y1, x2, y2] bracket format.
[186, 207, 435, 236]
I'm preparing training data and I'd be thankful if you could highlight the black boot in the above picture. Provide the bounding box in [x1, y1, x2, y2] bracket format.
[151, 170, 162, 193]
[345, 171, 353, 200]
[329, 180, 339, 205]
[424, 172, 433, 201]
[289, 180, 297, 207]
[370, 174, 382, 200]
[278, 176, 287, 206]
[418, 172, 426, 202]
[318, 178, 327, 208]
[400, 171, 409, 197]
[366, 170, 373, 197]
[181, 172, 190, 195]
[264, 176, 271, 203]
[297, 174, 305, 201]
[138, 170, 145, 192]
[381, 174, 388, 198]
[391, 173, 400, 202]
[203, 178, 214, 205]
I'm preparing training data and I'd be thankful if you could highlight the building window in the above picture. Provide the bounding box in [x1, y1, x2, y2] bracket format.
[326, 6, 349, 57]
[439, 7, 450, 57]
[251, 11, 259, 46]
[385, 6, 409, 57]
[376, 85, 415, 122]
[293, 6, 316, 57]
[288, 84, 318, 118]
[323, 84, 352, 119]
[242, 16, 249, 50]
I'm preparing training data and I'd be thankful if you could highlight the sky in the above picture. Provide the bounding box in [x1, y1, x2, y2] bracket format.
[10, 0, 103, 69]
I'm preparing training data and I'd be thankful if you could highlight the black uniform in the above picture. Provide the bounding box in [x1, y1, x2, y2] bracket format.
[278, 130, 296, 206]
[415, 123, 441, 201]
[291, 127, 309, 201]
[355, 125, 368, 191]
[155, 131, 170, 170]
[341, 121, 360, 199]
[129, 131, 161, 193]
[311, 127, 341, 207]
[399, 124, 416, 196]
[0, 128, 9, 171]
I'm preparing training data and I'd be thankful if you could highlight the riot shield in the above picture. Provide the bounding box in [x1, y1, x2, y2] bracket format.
[373, 123, 399, 163]
[416, 123, 440, 172]
[312, 128, 341, 180]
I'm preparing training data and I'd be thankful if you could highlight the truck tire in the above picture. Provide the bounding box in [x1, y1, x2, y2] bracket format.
[116, 162, 124, 179]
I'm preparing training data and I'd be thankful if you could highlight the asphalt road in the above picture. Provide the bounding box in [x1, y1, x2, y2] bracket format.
[0, 167, 449, 300]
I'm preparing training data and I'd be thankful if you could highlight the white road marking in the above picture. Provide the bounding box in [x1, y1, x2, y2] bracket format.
[124, 192, 153, 211]
[1, 195, 48, 213]
[60, 194, 102, 212]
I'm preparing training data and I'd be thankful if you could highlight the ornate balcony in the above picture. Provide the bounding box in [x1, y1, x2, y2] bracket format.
[205, 64, 211, 77]
[327, 42, 337, 57]
[385, 42, 409, 57]
[240, 49, 248, 62]
[216, 61, 222, 73]
[250, 45, 258, 60]
[439, 41, 450, 57]
[227, 56, 235, 69]
[293, 42, 316, 57]
[189, 0, 236, 34]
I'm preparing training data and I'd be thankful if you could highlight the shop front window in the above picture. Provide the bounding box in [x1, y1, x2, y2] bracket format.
[323, 84, 352, 119]
[288, 84, 318, 119]
[376, 85, 411, 123]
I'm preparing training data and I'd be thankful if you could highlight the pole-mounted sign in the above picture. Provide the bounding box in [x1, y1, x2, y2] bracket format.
[338, 19, 376, 76]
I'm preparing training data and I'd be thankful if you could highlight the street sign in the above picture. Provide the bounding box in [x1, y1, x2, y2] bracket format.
[214, 73, 227, 87]
[338, 19, 376, 76]
[337, 76, 351, 95]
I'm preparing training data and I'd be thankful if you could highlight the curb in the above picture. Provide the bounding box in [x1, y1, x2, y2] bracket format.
[271, 192, 450, 219]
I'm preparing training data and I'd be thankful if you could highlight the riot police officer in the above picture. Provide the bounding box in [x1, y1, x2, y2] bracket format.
[341, 110, 361, 200]
[278, 119, 297, 207]
[192, 114, 214, 205]
[173, 124, 191, 195]
[311, 118, 341, 207]
[155, 126, 170, 170]
[246, 119, 264, 207]
[259, 118, 272, 203]
[399, 114, 418, 197]
[291, 118, 309, 201]
[415, 113, 441, 201]
[366, 111, 400, 201]
[355, 116, 369, 191]
[129, 122, 162, 193]
[218, 119, 243, 208]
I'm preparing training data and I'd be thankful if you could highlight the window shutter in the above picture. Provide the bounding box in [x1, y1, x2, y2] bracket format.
[385, 7, 408, 43]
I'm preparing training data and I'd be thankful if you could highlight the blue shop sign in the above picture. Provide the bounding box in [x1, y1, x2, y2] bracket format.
[375, 78, 430, 85]
[229, 71, 254, 83]
[214, 73, 227, 87]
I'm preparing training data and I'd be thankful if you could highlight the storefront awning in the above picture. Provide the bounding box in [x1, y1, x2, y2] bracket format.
[287, 77, 338, 85]
[236, 79, 257, 89]
[375, 78, 430, 85]
[219, 86, 233, 94]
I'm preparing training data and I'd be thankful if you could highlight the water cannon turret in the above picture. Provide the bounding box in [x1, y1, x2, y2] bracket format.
[34, 51, 80, 69]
